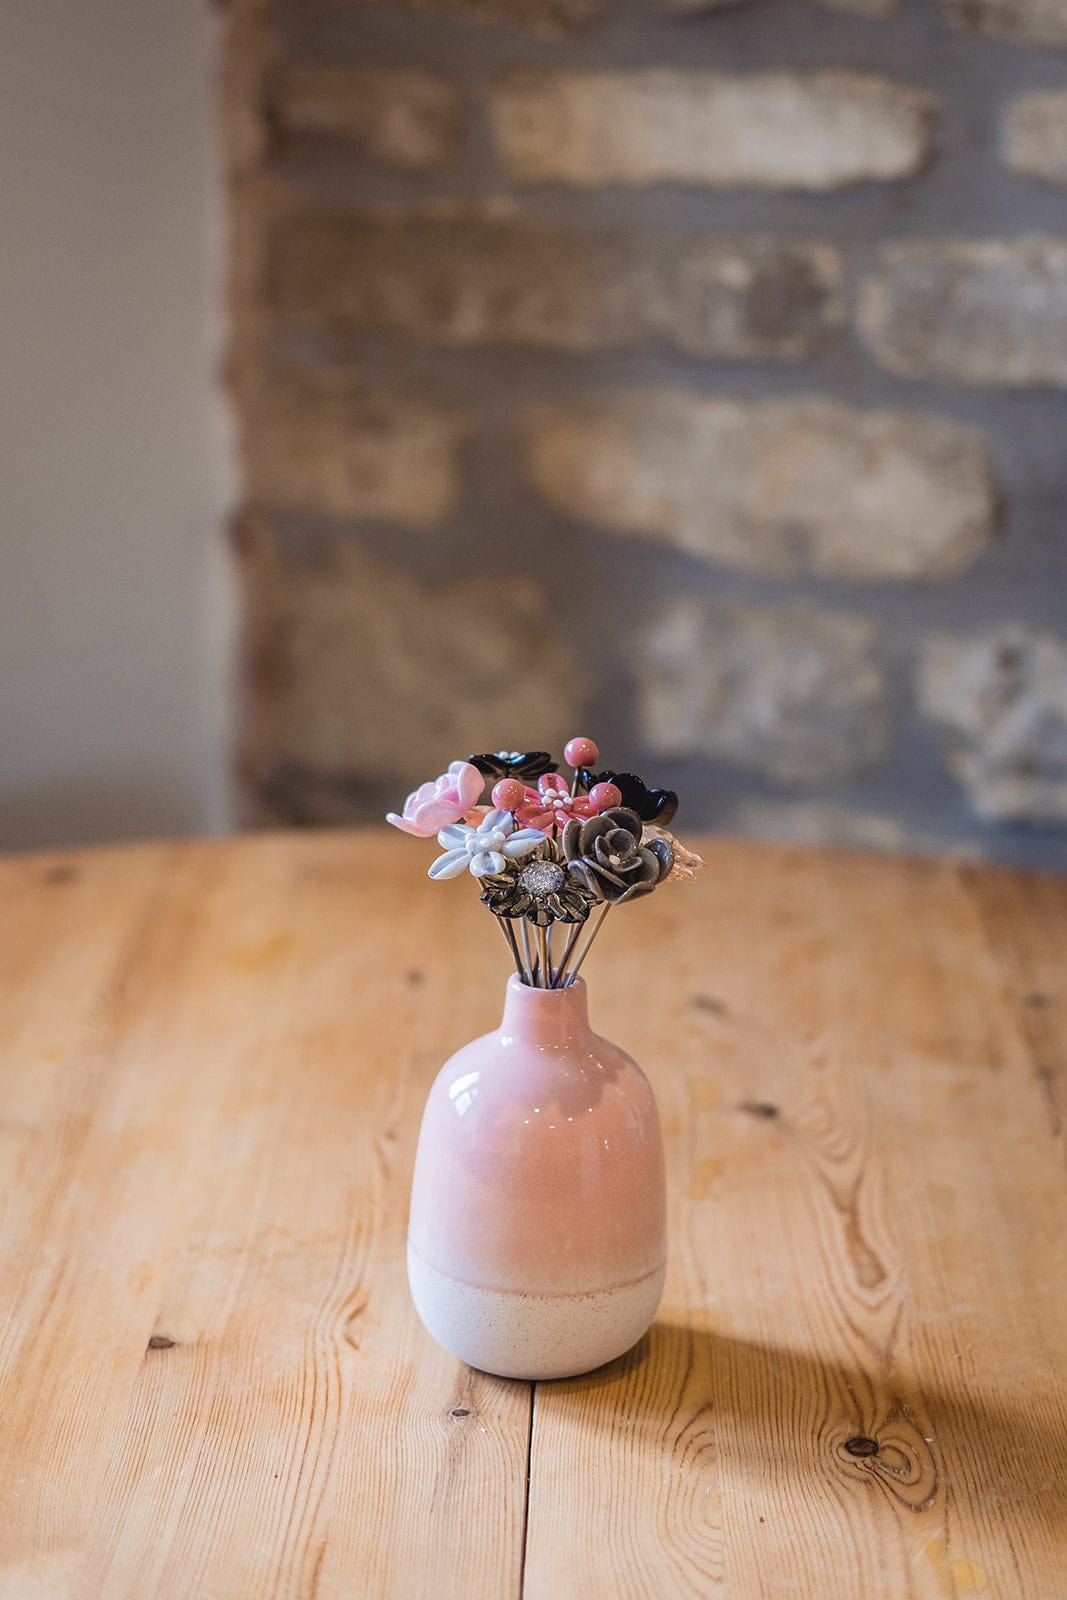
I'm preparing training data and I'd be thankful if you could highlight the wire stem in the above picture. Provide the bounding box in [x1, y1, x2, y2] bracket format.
[553, 921, 583, 987]
[538, 924, 550, 990]
[500, 916, 525, 981]
[564, 903, 611, 987]
[520, 919, 536, 986]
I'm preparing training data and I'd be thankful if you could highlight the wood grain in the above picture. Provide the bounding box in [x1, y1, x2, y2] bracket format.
[524, 847, 1067, 1600]
[1, 833, 1065, 1599]
[0, 836, 529, 1600]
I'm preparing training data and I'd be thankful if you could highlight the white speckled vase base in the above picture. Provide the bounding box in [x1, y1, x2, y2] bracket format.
[407, 1244, 666, 1381]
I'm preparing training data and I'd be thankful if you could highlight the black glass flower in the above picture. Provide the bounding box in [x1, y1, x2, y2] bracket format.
[576, 770, 678, 826]
[562, 807, 673, 906]
[470, 750, 558, 782]
[481, 856, 595, 926]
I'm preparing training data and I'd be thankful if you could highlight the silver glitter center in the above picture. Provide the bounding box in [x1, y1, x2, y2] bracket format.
[519, 860, 565, 897]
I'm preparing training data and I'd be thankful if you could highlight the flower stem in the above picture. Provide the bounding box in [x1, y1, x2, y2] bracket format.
[552, 921, 583, 987]
[500, 916, 525, 981]
[538, 924, 550, 990]
[520, 918, 536, 985]
[564, 902, 611, 987]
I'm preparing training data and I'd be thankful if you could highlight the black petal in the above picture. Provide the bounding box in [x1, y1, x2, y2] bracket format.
[578, 770, 678, 825]
[470, 751, 558, 781]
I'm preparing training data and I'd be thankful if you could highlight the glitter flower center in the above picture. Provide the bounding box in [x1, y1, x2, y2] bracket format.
[519, 860, 566, 898]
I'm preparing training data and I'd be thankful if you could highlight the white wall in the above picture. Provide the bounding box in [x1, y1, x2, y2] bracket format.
[0, 1, 232, 851]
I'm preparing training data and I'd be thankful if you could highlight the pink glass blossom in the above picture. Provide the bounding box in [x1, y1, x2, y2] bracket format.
[516, 773, 597, 835]
[387, 761, 485, 837]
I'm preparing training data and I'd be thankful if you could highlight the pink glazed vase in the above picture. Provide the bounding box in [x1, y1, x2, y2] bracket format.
[407, 975, 667, 1380]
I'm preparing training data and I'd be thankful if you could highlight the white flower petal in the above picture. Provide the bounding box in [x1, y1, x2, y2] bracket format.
[437, 824, 469, 849]
[471, 850, 507, 877]
[478, 808, 513, 836]
[503, 830, 545, 858]
[428, 850, 469, 880]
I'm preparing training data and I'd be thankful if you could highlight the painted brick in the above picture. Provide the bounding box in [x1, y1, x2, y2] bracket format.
[268, 211, 841, 359]
[265, 67, 466, 168]
[858, 237, 1067, 388]
[246, 372, 468, 526]
[639, 599, 889, 785]
[491, 71, 935, 189]
[524, 391, 996, 582]
[1003, 93, 1067, 188]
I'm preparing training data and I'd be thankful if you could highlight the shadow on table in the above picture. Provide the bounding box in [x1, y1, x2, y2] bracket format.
[538, 1317, 1067, 1526]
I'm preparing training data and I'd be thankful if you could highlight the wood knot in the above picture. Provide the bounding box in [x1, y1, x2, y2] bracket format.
[691, 994, 727, 1015]
[42, 863, 77, 886]
[740, 1101, 780, 1120]
[406, 969, 425, 987]
[450, 1407, 471, 1418]
[1025, 992, 1050, 1008]
[843, 1435, 879, 1458]
[146, 1334, 176, 1351]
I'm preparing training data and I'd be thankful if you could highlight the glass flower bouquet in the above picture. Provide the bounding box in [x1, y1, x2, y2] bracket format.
[387, 736, 701, 990]
[395, 740, 703, 1382]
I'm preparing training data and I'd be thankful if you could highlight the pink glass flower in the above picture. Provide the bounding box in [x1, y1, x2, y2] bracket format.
[515, 773, 597, 835]
[386, 761, 485, 837]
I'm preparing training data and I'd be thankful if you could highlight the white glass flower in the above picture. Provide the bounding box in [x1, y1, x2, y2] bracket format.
[428, 808, 547, 881]
[642, 824, 704, 885]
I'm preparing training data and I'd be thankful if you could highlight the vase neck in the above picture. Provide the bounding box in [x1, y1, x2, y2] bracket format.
[499, 974, 591, 1048]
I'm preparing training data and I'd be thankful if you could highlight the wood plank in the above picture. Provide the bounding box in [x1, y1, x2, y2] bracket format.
[0, 834, 531, 1600]
[523, 845, 1067, 1600]
[955, 865, 1067, 1175]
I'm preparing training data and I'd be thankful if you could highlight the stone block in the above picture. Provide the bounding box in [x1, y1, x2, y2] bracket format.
[266, 66, 466, 169]
[268, 211, 841, 360]
[1003, 93, 1067, 188]
[859, 237, 1067, 389]
[937, 0, 1067, 47]
[240, 522, 588, 815]
[524, 391, 996, 582]
[639, 598, 889, 784]
[920, 626, 1067, 823]
[246, 372, 468, 526]
[491, 70, 935, 190]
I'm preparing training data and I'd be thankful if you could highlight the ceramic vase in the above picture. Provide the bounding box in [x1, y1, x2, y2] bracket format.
[407, 975, 666, 1380]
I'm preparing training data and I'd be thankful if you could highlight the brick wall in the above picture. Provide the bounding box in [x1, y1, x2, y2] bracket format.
[227, 0, 1067, 868]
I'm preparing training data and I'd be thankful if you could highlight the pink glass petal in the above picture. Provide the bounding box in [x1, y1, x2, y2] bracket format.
[413, 798, 465, 832]
[453, 762, 486, 810]
[538, 773, 568, 798]
[386, 811, 426, 835]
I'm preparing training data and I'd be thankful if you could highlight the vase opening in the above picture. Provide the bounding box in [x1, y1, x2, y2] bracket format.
[500, 972, 590, 1047]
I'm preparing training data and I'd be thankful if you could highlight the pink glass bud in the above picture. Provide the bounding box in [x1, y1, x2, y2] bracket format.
[589, 782, 622, 813]
[564, 736, 599, 768]
[492, 777, 527, 812]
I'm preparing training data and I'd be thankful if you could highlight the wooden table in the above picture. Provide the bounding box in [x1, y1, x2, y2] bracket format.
[3, 832, 1066, 1599]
